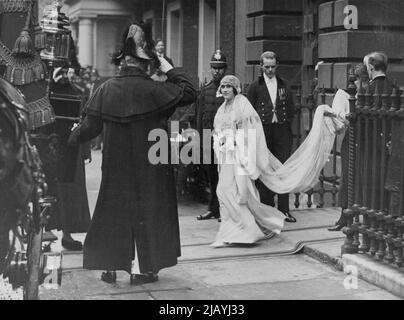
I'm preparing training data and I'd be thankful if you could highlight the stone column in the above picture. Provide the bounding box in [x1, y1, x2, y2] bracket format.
[78, 18, 94, 67]
[244, 0, 302, 87]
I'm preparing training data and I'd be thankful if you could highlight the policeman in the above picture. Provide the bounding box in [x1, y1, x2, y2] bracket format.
[195, 50, 227, 221]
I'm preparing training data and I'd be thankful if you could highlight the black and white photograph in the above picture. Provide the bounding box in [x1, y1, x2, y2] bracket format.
[0, 0, 403, 307]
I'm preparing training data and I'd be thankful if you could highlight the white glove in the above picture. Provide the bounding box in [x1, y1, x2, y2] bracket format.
[53, 67, 63, 83]
[71, 122, 79, 131]
[158, 56, 174, 74]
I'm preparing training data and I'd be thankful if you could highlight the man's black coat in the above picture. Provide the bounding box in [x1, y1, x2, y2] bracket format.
[247, 75, 295, 213]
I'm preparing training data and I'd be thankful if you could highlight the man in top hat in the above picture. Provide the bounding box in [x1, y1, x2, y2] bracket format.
[193, 50, 227, 221]
[247, 51, 296, 223]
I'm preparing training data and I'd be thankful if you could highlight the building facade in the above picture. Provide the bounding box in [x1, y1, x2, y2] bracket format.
[51, 0, 404, 90]
[34, 0, 404, 207]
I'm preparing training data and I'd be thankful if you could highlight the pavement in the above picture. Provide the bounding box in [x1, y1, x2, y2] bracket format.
[38, 150, 402, 300]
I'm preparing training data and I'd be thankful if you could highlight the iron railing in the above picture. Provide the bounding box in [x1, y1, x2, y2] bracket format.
[293, 86, 340, 209]
[341, 69, 404, 270]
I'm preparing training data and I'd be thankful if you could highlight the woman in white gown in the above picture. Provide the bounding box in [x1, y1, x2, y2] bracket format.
[211, 75, 349, 247]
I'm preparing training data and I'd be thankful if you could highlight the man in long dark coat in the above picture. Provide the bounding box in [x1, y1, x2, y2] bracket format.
[247, 51, 296, 223]
[68, 23, 197, 285]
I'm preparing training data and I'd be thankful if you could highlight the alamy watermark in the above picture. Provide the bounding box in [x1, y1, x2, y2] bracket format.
[343, 265, 359, 290]
[147, 121, 258, 175]
[344, 5, 358, 30]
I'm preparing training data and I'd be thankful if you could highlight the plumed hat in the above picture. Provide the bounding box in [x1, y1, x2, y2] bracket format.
[126, 24, 151, 60]
[112, 22, 157, 66]
[210, 50, 227, 68]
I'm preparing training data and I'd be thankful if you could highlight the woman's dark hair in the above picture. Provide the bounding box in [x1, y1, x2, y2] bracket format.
[111, 21, 160, 69]
[220, 86, 238, 96]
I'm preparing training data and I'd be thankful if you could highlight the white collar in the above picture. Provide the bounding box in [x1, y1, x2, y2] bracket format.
[372, 74, 386, 81]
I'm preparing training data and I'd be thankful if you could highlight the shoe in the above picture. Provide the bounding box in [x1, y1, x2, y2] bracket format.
[328, 222, 346, 232]
[101, 271, 116, 284]
[218, 218, 221, 222]
[130, 272, 158, 285]
[284, 212, 296, 223]
[61, 238, 83, 251]
[197, 211, 220, 220]
[328, 212, 347, 231]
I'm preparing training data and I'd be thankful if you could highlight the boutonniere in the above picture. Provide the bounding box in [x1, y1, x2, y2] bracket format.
[279, 88, 286, 100]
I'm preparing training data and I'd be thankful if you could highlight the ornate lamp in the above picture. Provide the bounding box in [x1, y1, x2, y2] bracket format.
[39, 0, 71, 66]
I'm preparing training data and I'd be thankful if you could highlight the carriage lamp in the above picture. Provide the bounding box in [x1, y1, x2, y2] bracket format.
[39, 0, 71, 66]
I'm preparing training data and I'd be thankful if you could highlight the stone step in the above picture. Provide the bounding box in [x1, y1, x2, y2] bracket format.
[302, 238, 404, 299]
[342, 254, 404, 299]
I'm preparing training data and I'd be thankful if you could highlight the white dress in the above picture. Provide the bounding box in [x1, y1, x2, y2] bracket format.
[211, 91, 349, 247]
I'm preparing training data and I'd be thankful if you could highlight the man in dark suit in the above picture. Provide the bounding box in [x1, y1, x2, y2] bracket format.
[247, 51, 296, 222]
[363, 52, 398, 214]
[152, 40, 174, 82]
[155, 39, 174, 67]
[329, 51, 399, 231]
[365, 52, 396, 96]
